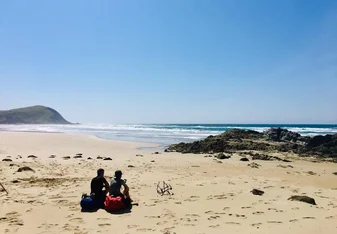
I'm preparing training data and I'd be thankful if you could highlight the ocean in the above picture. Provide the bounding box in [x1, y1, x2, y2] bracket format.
[0, 124, 337, 146]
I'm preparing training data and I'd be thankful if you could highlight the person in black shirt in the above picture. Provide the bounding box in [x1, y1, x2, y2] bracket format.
[90, 168, 109, 207]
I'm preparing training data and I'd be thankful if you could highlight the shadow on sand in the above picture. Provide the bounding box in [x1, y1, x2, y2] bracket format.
[105, 207, 132, 215]
[80, 208, 100, 213]
[81, 206, 133, 215]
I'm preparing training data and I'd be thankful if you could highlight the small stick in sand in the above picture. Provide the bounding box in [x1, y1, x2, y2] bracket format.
[0, 182, 9, 195]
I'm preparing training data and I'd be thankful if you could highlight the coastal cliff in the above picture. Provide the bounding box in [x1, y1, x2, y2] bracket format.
[0, 106, 71, 124]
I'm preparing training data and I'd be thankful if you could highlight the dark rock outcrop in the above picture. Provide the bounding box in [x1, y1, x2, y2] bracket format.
[167, 129, 271, 154]
[216, 153, 231, 160]
[251, 189, 264, 196]
[17, 166, 35, 173]
[166, 128, 337, 158]
[252, 153, 291, 162]
[301, 134, 337, 158]
[264, 128, 301, 142]
[2, 158, 12, 162]
[28, 155, 37, 159]
[240, 158, 249, 162]
[288, 195, 316, 205]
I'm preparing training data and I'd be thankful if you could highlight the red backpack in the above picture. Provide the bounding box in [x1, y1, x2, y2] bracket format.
[104, 196, 126, 211]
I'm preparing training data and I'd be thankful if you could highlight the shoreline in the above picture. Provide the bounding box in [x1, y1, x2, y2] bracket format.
[0, 130, 162, 149]
[1, 123, 337, 148]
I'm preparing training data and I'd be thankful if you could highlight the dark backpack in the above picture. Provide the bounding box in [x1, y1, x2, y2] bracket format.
[80, 194, 100, 210]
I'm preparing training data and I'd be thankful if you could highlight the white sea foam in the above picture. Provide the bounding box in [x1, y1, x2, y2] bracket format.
[0, 124, 336, 145]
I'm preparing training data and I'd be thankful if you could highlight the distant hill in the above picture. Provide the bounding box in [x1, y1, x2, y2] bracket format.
[0, 106, 71, 124]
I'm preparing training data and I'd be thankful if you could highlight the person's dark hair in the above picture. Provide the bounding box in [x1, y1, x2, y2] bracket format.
[97, 168, 104, 177]
[115, 170, 122, 179]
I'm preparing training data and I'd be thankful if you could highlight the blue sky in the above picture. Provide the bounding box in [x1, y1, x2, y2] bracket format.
[0, 0, 336, 124]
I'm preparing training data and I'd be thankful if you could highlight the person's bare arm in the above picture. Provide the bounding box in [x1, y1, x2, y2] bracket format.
[123, 180, 130, 197]
[124, 183, 129, 192]
[103, 178, 110, 195]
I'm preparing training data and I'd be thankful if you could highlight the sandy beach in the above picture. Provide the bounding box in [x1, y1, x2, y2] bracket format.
[1, 131, 337, 234]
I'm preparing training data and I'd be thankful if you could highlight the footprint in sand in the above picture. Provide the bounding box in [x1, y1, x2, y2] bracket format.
[251, 223, 263, 227]
[289, 219, 298, 223]
[253, 211, 264, 215]
[228, 214, 247, 219]
[241, 206, 252, 209]
[62, 223, 80, 231]
[70, 218, 84, 224]
[226, 222, 241, 225]
[127, 225, 139, 228]
[0, 212, 24, 227]
[214, 212, 227, 215]
[267, 221, 283, 224]
[38, 223, 59, 229]
[180, 217, 198, 222]
[136, 228, 156, 232]
[208, 215, 220, 220]
[145, 203, 156, 207]
[268, 208, 283, 213]
[156, 220, 169, 225]
[98, 223, 111, 227]
[235, 214, 246, 219]
[209, 224, 220, 228]
[186, 214, 200, 217]
[184, 198, 198, 202]
[303, 217, 315, 220]
[145, 215, 161, 219]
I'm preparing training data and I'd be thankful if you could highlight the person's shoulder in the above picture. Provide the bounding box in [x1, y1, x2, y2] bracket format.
[110, 178, 117, 183]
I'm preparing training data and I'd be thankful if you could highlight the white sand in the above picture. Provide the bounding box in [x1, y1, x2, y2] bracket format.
[1, 131, 337, 234]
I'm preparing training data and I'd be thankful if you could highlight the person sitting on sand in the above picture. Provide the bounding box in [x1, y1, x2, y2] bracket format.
[109, 170, 131, 206]
[90, 168, 109, 205]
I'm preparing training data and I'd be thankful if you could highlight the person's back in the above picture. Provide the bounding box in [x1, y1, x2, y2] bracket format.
[109, 178, 124, 197]
[90, 169, 109, 201]
[109, 170, 129, 198]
